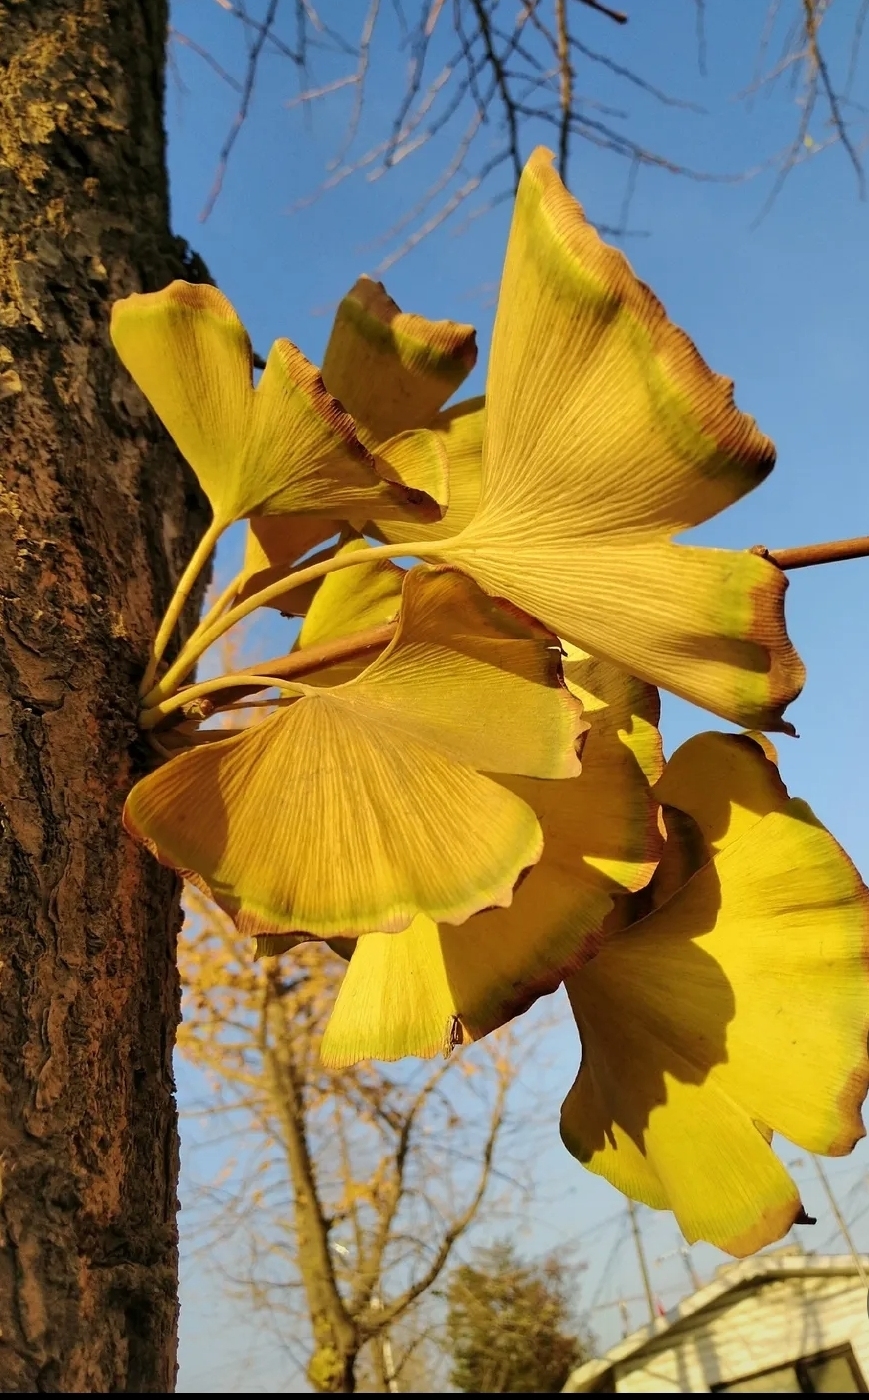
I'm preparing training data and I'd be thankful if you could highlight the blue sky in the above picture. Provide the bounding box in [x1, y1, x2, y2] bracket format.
[165, 2, 869, 1389]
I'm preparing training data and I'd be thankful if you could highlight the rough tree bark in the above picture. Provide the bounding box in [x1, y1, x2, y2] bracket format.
[0, 0, 209, 1389]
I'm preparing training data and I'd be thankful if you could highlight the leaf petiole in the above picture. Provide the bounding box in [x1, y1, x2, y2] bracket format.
[138, 517, 225, 699]
[138, 672, 305, 731]
[140, 536, 437, 708]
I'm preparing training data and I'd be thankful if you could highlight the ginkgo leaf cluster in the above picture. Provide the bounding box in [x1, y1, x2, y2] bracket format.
[113, 147, 869, 1259]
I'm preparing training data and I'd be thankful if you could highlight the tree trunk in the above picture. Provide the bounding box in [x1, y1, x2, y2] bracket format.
[0, 0, 209, 1389]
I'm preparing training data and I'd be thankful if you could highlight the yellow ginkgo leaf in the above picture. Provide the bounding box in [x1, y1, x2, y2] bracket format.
[288, 537, 404, 687]
[562, 732, 869, 1256]
[317, 656, 662, 1064]
[373, 426, 450, 509]
[297, 538, 404, 650]
[235, 517, 341, 611]
[322, 275, 477, 444]
[437, 653, 662, 1039]
[340, 567, 586, 777]
[127, 703, 542, 938]
[654, 729, 789, 853]
[428, 149, 804, 730]
[110, 281, 441, 530]
[606, 730, 784, 928]
[124, 567, 586, 939]
[561, 1027, 802, 1255]
[233, 427, 448, 612]
[321, 918, 461, 1067]
[373, 397, 485, 546]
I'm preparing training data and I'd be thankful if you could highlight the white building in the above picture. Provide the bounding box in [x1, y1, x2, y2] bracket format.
[563, 1251, 869, 1393]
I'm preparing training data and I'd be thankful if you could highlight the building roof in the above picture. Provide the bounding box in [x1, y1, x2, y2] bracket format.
[563, 1251, 869, 1393]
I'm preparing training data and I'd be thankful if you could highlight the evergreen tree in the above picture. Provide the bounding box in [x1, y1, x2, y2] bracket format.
[445, 1242, 590, 1393]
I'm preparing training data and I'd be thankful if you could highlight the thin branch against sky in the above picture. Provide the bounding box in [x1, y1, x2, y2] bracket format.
[171, 0, 867, 263]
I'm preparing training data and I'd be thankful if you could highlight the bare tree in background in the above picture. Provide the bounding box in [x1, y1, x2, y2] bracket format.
[179, 889, 531, 1393]
[173, 1, 868, 261]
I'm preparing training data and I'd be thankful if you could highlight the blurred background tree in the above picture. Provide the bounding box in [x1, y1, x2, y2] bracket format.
[180, 888, 536, 1392]
[444, 1239, 592, 1393]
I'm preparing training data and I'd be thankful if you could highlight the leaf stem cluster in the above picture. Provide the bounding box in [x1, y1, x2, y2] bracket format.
[138, 528, 869, 734]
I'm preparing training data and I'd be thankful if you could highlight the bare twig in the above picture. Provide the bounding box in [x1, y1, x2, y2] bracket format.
[468, 0, 523, 188]
[845, 0, 869, 96]
[374, 1064, 511, 1329]
[216, 0, 305, 63]
[751, 534, 869, 570]
[748, 0, 866, 223]
[382, 0, 438, 168]
[802, 0, 866, 195]
[693, 0, 708, 76]
[615, 153, 640, 236]
[353, 1060, 456, 1315]
[332, 0, 381, 166]
[296, 0, 358, 56]
[365, 110, 484, 251]
[555, 0, 573, 180]
[426, 0, 449, 37]
[577, 0, 627, 22]
[568, 33, 706, 111]
[375, 151, 511, 272]
[200, 0, 285, 221]
[170, 27, 244, 90]
[284, 73, 356, 109]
